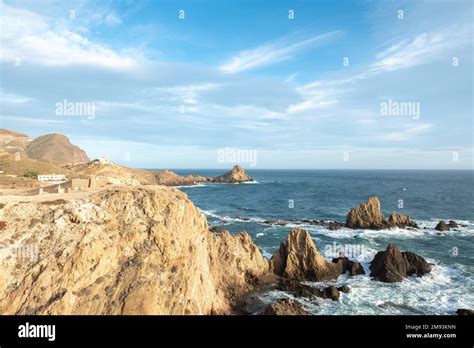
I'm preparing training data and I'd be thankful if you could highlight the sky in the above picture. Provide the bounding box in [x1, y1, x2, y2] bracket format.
[0, 0, 472, 169]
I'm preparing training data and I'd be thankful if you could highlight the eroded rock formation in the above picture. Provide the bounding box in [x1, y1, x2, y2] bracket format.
[213, 165, 253, 183]
[270, 228, 343, 281]
[0, 186, 268, 314]
[369, 244, 432, 283]
[346, 196, 418, 230]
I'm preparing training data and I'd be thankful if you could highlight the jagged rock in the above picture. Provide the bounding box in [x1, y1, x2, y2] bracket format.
[403, 251, 432, 277]
[388, 212, 419, 229]
[346, 196, 420, 230]
[213, 165, 253, 183]
[332, 257, 366, 276]
[322, 286, 340, 301]
[209, 226, 227, 234]
[435, 220, 450, 231]
[346, 196, 386, 229]
[448, 220, 458, 228]
[369, 244, 431, 283]
[338, 285, 350, 293]
[261, 298, 309, 315]
[270, 228, 343, 281]
[456, 308, 474, 315]
[0, 186, 269, 314]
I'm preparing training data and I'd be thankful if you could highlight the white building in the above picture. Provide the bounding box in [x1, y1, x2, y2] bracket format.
[37, 174, 66, 183]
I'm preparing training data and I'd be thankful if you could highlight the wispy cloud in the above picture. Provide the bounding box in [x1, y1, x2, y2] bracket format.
[0, 3, 138, 69]
[219, 31, 341, 73]
[370, 25, 471, 73]
[382, 123, 433, 142]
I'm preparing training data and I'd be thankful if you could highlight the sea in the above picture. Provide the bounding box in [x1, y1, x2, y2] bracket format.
[173, 169, 474, 315]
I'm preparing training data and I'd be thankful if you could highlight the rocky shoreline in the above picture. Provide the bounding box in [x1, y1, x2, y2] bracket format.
[1, 184, 462, 316]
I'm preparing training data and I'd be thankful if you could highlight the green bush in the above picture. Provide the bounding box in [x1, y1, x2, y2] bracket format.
[23, 170, 39, 179]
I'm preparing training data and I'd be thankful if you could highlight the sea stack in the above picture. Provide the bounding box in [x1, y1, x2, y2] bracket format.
[346, 196, 418, 230]
[213, 165, 253, 183]
[270, 228, 342, 281]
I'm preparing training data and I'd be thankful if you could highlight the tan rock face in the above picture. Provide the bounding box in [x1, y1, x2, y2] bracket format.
[213, 165, 252, 183]
[346, 196, 386, 229]
[153, 170, 210, 186]
[270, 228, 342, 281]
[25, 133, 90, 164]
[0, 186, 268, 314]
[388, 212, 417, 228]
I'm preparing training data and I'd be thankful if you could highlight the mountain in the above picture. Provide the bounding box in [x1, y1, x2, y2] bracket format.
[25, 133, 89, 164]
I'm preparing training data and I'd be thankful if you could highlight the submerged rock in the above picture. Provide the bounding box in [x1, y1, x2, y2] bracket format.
[213, 165, 253, 183]
[270, 228, 343, 281]
[369, 244, 431, 283]
[261, 298, 309, 315]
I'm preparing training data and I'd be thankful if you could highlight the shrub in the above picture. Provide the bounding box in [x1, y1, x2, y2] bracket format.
[23, 170, 39, 179]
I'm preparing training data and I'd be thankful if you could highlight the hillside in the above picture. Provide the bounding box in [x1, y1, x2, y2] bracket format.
[25, 134, 89, 164]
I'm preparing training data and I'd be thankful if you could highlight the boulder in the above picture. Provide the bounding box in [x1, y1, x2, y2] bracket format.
[346, 196, 386, 229]
[262, 298, 309, 315]
[332, 257, 366, 276]
[435, 220, 450, 231]
[369, 244, 431, 283]
[270, 228, 343, 281]
[322, 286, 340, 301]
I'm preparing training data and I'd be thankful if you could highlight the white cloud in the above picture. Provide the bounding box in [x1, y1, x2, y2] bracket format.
[370, 25, 471, 73]
[154, 83, 219, 105]
[0, 3, 137, 69]
[104, 12, 122, 26]
[0, 90, 33, 104]
[219, 31, 341, 73]
[382, 123, 433, 142]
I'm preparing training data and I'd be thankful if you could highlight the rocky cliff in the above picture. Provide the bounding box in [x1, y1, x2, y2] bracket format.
[0, 186, 268, 314]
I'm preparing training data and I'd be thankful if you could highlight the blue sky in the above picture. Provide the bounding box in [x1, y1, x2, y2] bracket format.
[0, 0, 472, 169]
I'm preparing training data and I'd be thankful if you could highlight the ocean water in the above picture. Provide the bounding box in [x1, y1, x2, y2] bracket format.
[174, 169, 474, 315]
